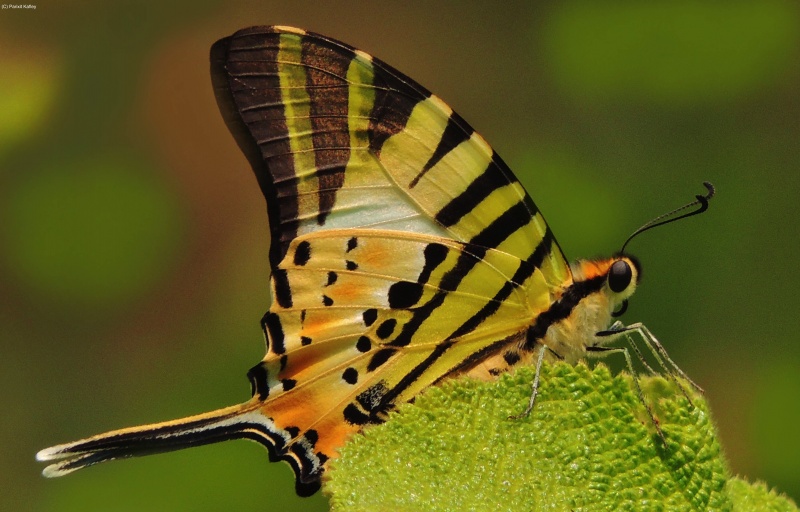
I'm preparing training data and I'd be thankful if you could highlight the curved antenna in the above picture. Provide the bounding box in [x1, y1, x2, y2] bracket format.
[620, 182, 715, 253]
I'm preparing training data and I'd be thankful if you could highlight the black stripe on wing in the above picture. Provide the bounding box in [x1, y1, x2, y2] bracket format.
[299, 36, 350, 226]
[38, 408, 326, 497]
[211, 31, 294, 268]
[211, 26, 434, 269]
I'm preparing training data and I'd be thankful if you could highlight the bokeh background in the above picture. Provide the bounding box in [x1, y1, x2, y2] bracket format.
[2, 1, 799, 510]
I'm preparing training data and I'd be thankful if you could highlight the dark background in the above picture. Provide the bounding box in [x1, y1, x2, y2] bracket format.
[2, 1, 798, 510]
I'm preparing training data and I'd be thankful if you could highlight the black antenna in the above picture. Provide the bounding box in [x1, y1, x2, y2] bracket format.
[620, 182, 715, 253]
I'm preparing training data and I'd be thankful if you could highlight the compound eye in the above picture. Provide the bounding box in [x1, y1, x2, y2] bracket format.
[608, 260, 632, 293]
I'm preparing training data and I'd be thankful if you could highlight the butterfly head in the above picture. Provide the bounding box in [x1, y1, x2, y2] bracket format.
[571, 255, 641, 317]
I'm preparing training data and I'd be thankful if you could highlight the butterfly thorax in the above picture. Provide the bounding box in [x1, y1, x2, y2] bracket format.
[537, 256, 640, 363]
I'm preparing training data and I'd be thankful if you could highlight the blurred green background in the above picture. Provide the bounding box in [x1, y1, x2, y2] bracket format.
[2, 1, 798, 510]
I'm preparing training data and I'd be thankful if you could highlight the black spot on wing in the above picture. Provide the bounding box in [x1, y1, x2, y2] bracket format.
[281, 378, 297, 391]
[301, 336, 312, 346]
[326, 271, 338, 286]
[294, 241, 311, 266]
[356, 336, 372, 353]
[503, 351, 521, 366]
[386, 244, 485, 350]
[362, 309, 378, 327]
[322, 295, 334, 307]
[418, 242, 448, 283]
[342, 367, 358, 384]
[343, 380, 390, 425]
[304, 429, 319, 446]
[367, 348, 395, 372]
[343, 404, 371, 425]
[346, 260, 358, 271]
[346, 236, 358, 252]
[272, 269, 293, 308]
[388, 281, 424, 309]
[376, 319, 397, 339]
[357, 381, 389, 410]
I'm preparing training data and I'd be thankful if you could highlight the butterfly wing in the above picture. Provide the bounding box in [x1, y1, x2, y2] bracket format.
[37, 25, 575, 496]
[209, 25, 575, 490]
[253, 229, 559, 489]
[39, 26, 575, 495]
[211, 26, 569, 284]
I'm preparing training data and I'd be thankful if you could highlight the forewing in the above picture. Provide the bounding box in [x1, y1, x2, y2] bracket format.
[211, 26, 569, 285]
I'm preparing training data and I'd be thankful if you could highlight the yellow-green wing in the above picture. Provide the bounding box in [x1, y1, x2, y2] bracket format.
[34, 26, 575, 499]
[211, 25, 569, 285]
[247, 229, 553, 490]
[209, 25, 572, 492]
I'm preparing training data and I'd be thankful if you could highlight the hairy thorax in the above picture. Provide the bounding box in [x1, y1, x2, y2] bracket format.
[542, 290, 614, 364]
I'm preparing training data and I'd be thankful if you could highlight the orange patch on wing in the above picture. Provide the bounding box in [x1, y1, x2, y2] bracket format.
[355, 239, 401, 270]
[265, 387, 347, 435]
[329, 277, 375, 303]
[260, 374, 364, 459]
[302, 310, 345, 333]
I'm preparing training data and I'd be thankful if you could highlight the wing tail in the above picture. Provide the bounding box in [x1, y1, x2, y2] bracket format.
[36, 399, 325, 496]
[36, 402, 255, 477]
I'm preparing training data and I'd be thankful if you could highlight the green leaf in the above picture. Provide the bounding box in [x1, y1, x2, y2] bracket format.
[326, 362, 796, 512]
[729, 477, 798, 512]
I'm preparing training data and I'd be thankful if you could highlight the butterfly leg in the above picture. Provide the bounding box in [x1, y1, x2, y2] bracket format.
[597, 322, 702, 406]
[624, 322, 703, 393]
[508, 343, 547, 420]
[602, 321, 659, 375]
[586, 344, 666, 443]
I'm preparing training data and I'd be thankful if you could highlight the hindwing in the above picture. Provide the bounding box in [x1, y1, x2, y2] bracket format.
[247, 230, 554, 486]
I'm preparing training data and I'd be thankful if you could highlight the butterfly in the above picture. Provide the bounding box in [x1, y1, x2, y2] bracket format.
[36, 25, 713, 497]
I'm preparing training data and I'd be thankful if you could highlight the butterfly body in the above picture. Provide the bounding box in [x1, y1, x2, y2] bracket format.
[37, 26, 689, 497]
